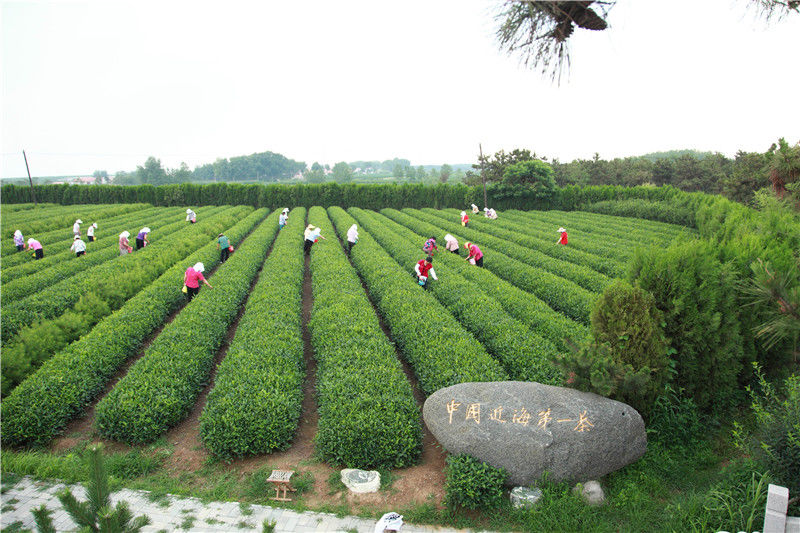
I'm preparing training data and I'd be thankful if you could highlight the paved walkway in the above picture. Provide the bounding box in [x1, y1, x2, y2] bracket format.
[1, 476, 488, 533]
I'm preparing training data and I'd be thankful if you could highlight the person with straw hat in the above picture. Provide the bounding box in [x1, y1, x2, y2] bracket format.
[303, 224, 325, 255]
[119, 231, 133, 255]
[70, 235, 87, 257]
[279, 209, 289, 230]
[558, 227, 568, 245]
[72, 219, 83, 237]
[87, 223, 98, 242]
[135, 227, 151, 250]
[184, 262, 213, 301]
[13, 230, 25, 251]
[464, 241, 484, 267]
[27, 237, 44, 260]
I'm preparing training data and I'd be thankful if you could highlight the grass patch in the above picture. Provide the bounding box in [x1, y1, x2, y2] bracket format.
[179, 514, 196, 530]
[239, 501, 253, 515]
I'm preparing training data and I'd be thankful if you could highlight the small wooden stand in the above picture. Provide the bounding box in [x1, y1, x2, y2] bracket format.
[267, 470, 296, 502]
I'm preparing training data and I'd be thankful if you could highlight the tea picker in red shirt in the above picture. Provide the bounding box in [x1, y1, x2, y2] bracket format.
[464, 241, 483, 267]
[414, 255, 438, 289]
[558, 227, 568, 245]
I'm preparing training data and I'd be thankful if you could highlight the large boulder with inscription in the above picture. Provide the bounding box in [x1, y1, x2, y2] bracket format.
[423, 381, 646, 485]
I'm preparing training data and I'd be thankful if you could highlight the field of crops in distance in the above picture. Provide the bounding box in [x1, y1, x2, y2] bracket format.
[0, 202, 697, 467]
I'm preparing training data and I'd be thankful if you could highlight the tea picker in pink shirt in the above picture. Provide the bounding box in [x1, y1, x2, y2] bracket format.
[184, 262, 213, 301]
[27, 238, 44, 259]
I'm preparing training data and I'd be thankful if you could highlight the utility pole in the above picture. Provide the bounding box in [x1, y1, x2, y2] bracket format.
[22, 150, 37, 206]
[479, 143, 487, 208]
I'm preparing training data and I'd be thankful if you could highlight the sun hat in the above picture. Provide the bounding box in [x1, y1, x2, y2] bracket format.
[186, 208, 193, 214]
[558, 227, 566, 232]
[14, 230, 22, 237]
[27, 238, 34, 245]
[76, 219, 83, 224]
[74, 235, 80, 240]
[92, 223, 98, 228]
[461, 211, 466, 216]
[464, 241, 472, 249]
[193, 262, 205, 273]
[140, 227, 151, 234]
[119, 231, 130, 238]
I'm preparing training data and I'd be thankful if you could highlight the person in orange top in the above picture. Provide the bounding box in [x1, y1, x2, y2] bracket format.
[558, 227, 568, 245]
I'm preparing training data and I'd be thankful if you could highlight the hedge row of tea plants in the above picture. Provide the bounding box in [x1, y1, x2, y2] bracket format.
[94, 210, 279, 444]
[418, 208, 612, 293]
[0, 207, 239, 394]
[399, 209, 597, 324]
[2, 208, 188, 302]
[3, 203, 149, 241]
[1, 205, 164, 268]
[0, 209, 268, 447]
[349, 208, 561, 384]
[496, 210, 637, 261]
[0, 206, 244, 342]
[326, 207, 508, 395]
[199, 209, 307, 458]
[512, 209, 693, 244]
[436, 208, 626, 278]
[2, 206, 169, 280]
[377, 209, 589, 351]
[307, 207, 422, 468]
[584, 198, 696, 227]
[0, 202, 58, 216]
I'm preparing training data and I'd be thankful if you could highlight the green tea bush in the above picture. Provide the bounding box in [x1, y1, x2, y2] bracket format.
[0, 207, 237, 395]
[1, 206, 243, 342]
[1, 206, 165, 270]
[0, 209, 268, 447]
[352, 208, 561, 384]
[199, 209, 306, 458]
[584, 199, 696, 227]
[327, 207, 507, 395]
[2, 209, 186, 302]
[378, 208, 589, 351]
[405, 209, 597, 324]
[307, 207, 422, 468]
[629, 240, 746, 414]
[445, 454, 508, 510]
[553, 280, 669, 416]
[95, 210, 277, 444]
[419, 208, 612, 294]
[442, 208, 625, 278]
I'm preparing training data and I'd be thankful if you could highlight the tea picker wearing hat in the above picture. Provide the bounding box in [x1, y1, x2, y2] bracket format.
[73, 219, 83, 236]
[303, 224, 326, 255]
[136, 227, 151, 250]
[186, 208, 197, 223]
[558, 227, 568, 245]
[184, 262, 213, 301]
[217, 233, 232, 262]
[70, 235, 87, 257]
[87, 223, 98, 242]
[464, 241, 483, 267]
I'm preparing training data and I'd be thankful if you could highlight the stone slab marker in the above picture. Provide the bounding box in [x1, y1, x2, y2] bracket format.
[764, 484, 789, 533]
[423, 381, 647, 485]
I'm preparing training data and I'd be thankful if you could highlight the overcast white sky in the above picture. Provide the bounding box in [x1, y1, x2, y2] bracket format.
[2, 0, 799, 178]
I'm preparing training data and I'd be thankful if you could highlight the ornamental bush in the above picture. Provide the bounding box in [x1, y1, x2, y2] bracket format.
[445, 454, 508, 510]
[553, 280, 669, 416]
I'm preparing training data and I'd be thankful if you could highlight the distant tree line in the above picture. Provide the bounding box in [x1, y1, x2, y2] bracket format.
[463, 142, 799, 206]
